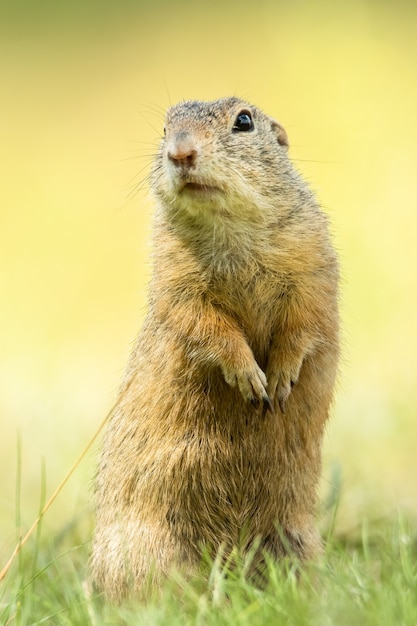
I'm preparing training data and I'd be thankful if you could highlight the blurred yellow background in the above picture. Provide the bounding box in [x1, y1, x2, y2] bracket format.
[1, 0, 416, 556]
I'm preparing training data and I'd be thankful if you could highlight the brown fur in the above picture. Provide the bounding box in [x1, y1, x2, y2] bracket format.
[90, 97, 340, 601]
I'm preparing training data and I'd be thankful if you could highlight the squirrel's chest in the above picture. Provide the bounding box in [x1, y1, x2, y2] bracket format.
[209, 263, 287, 342]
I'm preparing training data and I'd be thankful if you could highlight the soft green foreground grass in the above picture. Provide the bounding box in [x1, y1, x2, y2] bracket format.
[1, 515, 416, 626]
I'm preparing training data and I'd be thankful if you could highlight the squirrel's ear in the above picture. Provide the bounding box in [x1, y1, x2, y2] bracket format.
[270, 119, 289, 148]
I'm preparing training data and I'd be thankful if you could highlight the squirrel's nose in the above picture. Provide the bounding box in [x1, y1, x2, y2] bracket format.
[167, 132, 198, 168]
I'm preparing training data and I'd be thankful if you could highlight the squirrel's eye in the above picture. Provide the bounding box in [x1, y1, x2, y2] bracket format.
[232, 110, 254, 132]
[163, 126, 166, 137]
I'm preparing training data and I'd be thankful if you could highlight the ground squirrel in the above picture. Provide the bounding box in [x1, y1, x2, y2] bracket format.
[90, 97, 340, 601]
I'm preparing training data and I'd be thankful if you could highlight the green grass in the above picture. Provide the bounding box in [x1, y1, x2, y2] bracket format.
[1, 513, 416, 626]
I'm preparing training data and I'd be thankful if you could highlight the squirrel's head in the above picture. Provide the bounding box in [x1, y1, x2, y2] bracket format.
[151, 97, 291, 224]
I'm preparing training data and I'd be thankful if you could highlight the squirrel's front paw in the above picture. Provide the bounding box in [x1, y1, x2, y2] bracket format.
[267, 360, 303, 414]
[222, 361, 273, 412]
